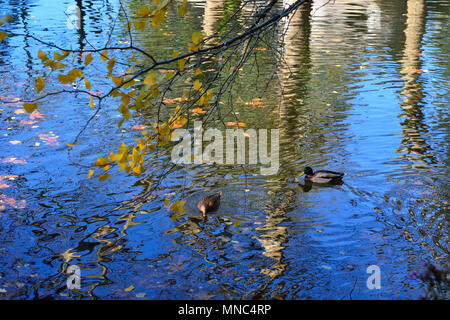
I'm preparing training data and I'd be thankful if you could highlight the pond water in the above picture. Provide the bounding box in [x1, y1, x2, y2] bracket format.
[0, 0, 448, 299]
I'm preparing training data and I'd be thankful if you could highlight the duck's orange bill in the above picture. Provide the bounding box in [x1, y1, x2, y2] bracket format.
[299, 172, 305, 177]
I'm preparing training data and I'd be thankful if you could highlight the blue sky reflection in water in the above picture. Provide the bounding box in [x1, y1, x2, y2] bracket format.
[0, 0, 448, 299]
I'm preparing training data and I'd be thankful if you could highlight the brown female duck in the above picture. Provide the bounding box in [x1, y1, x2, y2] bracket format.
[197, 192, 222, 218]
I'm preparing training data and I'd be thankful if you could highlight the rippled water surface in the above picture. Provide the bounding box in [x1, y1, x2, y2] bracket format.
[0, 0, 448, 299]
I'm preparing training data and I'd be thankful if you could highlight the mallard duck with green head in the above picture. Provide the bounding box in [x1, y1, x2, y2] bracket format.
[299, 166, 345, 184]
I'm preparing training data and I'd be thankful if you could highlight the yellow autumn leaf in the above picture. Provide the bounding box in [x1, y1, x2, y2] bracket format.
[84, 52, 93, 66]
[107, 58, 116, 75]
[136, 5, 151, 18]
[169, 200, 186, 214]
[66, 141, 81, 148]
[23, 102, 38, 113]
[151, 9, 165, 28]
[134, 20, 148, 31]
[112, 76, 123, 87]
[226, 122, 246, 128]
[53, 51, 69, 61]
[58, 69, 83, 84]
[123, 79, 136, 89]
[124, 285, 135, 292]
[120, 105, 131, 119]
[164, 198, 171, 207]
[100, 50, 108, 62]
[44, 60, 65, 70]
[179, 58, 186, 71]
[120, 93, 130, 105]
[144, 72, 158, 85]
[193, 80, 202, 90]
[132, 147, 139, 161]
[194, 68, 202, 77]
[191, 31, 203, 45]
[37, 50, 47, 60]
[84, 78, 91, 90]
[89, 96, 95, 108]
[205, 90, 213, 100]
[178, 0, 187, 16]
[0, 14, 13, 27]
[36, 76, 45, 93]
[99, 173, 111, 181]
[95, 157, 109, 167]
[132, 164, 144, 176]
[0, 32, 8, 41]
[88, 170, 94, 179]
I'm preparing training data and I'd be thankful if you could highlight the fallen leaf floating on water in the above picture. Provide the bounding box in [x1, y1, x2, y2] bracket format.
[191, 108, 206, 114]
[0, 183, 10, 189]
[66, 141, 81, 148]
[247, 99, 264, 107]
[226, 122, 246, 128]
[88, 90, 102, 95]
[20, 120, 37, 125]
[29, 111, 44, 120]
[409, 69, 428, 73]
[9, 140, 22, 145]
[0, 195, 28, 209]
[124, 285, 135, 292]
[38, 133, 59, 146]
[1, 157, 27, 164]
[159, 69, 176, 73]
[162, 98, 178, 104]
[131, 124, 147, 130]
[0, 95, 20, 103]
[0, 175, 18, 180]
[236, 98, 265, 107]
